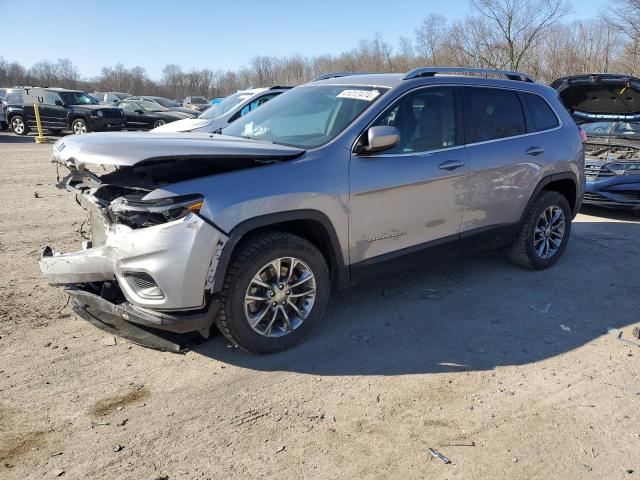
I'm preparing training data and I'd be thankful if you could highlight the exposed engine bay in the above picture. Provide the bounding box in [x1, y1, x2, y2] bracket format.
[585, 143, 640, 161]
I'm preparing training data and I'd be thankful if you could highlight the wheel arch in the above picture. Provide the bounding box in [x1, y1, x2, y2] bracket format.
[211, 210, 349, 293]
[68, 115, 87, 129]
[520, 172, 580, 224]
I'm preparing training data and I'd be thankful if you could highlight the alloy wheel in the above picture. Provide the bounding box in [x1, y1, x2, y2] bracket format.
[534, 205, 565, 259]
[73, 121, 87, 134]
[12, 117, 25, 134]
[244, 257, 317, 338]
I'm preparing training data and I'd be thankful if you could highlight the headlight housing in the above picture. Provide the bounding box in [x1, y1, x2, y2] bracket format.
[109, 194, 204, 229]
[606, 162, 640, 175]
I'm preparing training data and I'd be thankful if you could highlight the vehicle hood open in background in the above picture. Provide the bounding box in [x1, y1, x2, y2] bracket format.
[52, 132, 305, 170]
[551, 74, 640, 121]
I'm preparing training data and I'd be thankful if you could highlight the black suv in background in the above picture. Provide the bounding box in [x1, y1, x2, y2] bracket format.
[6, 88, 125, 135]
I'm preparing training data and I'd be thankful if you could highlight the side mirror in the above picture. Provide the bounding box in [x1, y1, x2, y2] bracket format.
[55, 100, 64, 106]
[136, 109, 144, 114]
[358, 126, 400, 154]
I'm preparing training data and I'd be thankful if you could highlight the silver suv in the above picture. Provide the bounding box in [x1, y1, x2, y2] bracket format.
[39, 68, 585, 354]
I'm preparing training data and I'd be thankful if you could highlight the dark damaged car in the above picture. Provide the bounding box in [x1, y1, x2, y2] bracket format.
[552, 74, 640, 209]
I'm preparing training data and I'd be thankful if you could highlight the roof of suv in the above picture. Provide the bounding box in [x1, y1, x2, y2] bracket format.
[310, 68, 540, 90]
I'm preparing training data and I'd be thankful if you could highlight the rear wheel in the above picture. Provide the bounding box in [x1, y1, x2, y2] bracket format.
[153, 119, 166, 129]
[508, 191, 572, 269]
[11, 116, 29, 135]
[71, 118, 88, 134]
[215, 231, 331, 354]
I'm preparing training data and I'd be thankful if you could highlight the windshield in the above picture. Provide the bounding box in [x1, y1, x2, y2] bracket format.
[152, 97, 176, 108]
[114, 93, 130, 100]
[139, 100, 168, 112]
[190, 96, 207, 104]
[60, 91, 98, 105]
[222, 85, 388, 148]
[581, 121, 640, 138]
[200, 92, 253, 119]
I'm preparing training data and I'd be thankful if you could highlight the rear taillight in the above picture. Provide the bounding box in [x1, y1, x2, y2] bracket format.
[578, 126, 588, 143]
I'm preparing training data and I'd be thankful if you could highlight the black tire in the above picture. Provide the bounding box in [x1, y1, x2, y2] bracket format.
[71, 118, 88, 134]
[153, 119, 166, 129]
[508, 191, 572, 269]
[215, 231, 331, 354]
[10, 116, 29, 135]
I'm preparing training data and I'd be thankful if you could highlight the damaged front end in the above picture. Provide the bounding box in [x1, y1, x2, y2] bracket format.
[583, 141, 640, 208]
[39, 132, 304, 350]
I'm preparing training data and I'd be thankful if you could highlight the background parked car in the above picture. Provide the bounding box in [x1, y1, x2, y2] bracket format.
[91, 92, 131, 104]
[126, 96, 198, 116]
[182, 96, 210, 112]
[552, 73, 640, 209]
[6, 87, 125, 135]
[153, 86, 291, 133]
[0, 96, 7, 129]
[115, 99, 192, 130]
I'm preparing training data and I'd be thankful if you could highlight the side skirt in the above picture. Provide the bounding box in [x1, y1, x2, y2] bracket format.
[349, 223, 518, 285]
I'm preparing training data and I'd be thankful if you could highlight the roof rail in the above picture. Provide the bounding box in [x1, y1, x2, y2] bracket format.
[403, 67, 535, 83]
[269, 85, 294, 90]
[311, 72, 362, 82]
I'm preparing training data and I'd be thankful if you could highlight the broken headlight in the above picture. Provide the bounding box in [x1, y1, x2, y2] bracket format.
[109, 194, 204, 229]
[606, 162, 640, 175]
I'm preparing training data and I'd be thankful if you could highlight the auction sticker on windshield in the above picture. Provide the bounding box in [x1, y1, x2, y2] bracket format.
[337, 89, 380, 101]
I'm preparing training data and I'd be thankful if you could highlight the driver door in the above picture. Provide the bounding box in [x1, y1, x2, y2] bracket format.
[119, 101, 146, 130]
[348, 86, 469, 265]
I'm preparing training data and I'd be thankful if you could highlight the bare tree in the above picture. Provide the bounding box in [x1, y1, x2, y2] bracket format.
[472, 0, 571, 70]
[415, 14, 448, 64]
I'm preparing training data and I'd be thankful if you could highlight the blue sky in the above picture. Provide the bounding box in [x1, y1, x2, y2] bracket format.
[3, 0, 608, 80]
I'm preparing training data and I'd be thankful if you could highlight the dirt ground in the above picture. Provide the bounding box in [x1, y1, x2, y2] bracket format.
[0, 131, 639, 480]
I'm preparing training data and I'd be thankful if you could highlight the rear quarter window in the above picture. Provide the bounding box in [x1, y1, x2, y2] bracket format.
[464, 87, 526, 143]
[520, 92, 559, 132]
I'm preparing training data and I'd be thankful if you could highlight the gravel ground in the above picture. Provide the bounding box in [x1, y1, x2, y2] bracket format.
[0, 131, 639, 479]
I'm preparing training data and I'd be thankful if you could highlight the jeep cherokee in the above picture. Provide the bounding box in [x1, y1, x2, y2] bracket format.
[39, 68, 585, 354]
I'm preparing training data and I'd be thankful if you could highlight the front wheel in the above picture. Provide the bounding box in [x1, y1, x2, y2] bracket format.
[215, 231, 331, 354]
[153, 119, 166, 129]
[11, 116, 29, 135]
[508, 191, 572, 269]
[71, 118, 88, 134]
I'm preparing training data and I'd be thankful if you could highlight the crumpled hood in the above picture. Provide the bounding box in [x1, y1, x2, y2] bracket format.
[151, 117, 211, 132]
[551, 74, 640, 121]
[51, 132, 305, 170]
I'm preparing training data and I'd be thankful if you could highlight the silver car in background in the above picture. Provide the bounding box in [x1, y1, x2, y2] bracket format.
[39, 68, 584, 354]
[152, 86, 291, 134]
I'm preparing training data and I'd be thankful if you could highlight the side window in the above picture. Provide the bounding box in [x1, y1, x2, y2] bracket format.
[7, 91, 22, 104]
[119, 102, 136, 112]
[240, 93, 280, 117]
[372, 87, 458, 153]
[520, 92, 559, 132]
[464, 87, 526, 143]
[44, 91, 62, 105]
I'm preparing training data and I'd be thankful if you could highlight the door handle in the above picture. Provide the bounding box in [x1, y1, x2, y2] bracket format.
[525, 146, 545, 156]
[438, 160, 465, 170]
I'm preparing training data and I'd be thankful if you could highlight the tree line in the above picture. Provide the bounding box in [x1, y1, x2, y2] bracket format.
[1, 0, 639, 100]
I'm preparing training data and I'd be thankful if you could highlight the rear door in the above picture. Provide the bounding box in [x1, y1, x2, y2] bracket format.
[461, 87, 543, 233]
[42, 91, 67, 129]
[349, 86, 469, 264]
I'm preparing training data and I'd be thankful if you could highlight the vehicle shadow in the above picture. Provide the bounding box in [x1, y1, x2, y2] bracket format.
[193, 219, 640, 376]
[580, 204, 639, 221]
[0, 132, 68, 143]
